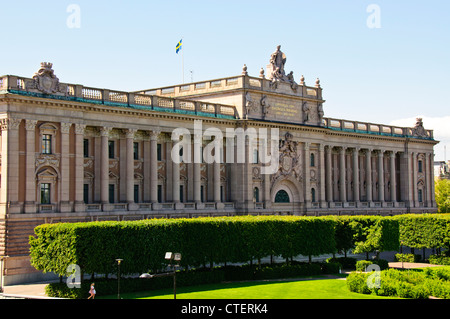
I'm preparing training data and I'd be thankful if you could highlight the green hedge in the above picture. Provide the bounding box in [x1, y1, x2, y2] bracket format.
[347, 267, 450, 299]
[394, 253, 422, 263]
[395, 214, 450, 250]
[29, 215, 400, 278]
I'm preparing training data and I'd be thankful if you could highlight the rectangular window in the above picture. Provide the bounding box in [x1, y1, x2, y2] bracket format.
[157, 185, 162, 203]
[108, 141, 115, 159]
[418, 189, 423, 203]
[83, 184, 89, 203]
[180, 185, 184, 203]
[157, 143, 162, 161]
[83, 139, 89, 158]
[418, 160, 423, 173]
[134, 142, 139, 160]
[109, 184, 115, 203]
[42, 134, 52, 154]
[200, 185, 204, 202]
[221, 185, 224, 202]
[253, 149, 259, 164]
[40, 183, 51, 204]
[134, 184, 139, 203]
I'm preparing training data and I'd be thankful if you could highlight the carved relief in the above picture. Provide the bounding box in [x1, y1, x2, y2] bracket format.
[27, 62, 66, 95]
[411, 118, 428, 138]
[271, 132, 302, 184]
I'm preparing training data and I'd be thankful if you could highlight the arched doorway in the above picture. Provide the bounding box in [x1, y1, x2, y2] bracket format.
[274, 190, 290, 203]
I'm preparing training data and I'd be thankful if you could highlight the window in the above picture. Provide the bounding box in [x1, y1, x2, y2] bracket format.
[40, 183, 51, 204]
[42, 134, 52, 154]
[418, 189, 423, 203]
[109, 184, 115, 203]
[310, 153, 315, 167]
[108, 141, 115, 159]
[157, 143, 162, 161]
[83, 139, 89, 158]
[134, 184, 139, 203]
[221, 186, 224, 202]
[180, 185, 184, 203]
[253, 187, 259, 202]
[83, 184, 89, 203]
[275, 190, 290, 203]
[200, 185, 204, 202]
[157, 185, 162, 203]
[311, 188, 316, 202]
[253, 149, 259, 164]
[133, 142, 139, 160]
[418, 160, 423, 173]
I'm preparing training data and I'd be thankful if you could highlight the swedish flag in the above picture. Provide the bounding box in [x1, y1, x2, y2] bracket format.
[176, 39, 182, 54]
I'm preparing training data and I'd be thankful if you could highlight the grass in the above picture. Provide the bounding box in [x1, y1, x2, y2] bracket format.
[101, 275, 395, 299]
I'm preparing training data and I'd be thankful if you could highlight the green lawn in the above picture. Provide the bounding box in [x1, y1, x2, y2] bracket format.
[104, 276, 395, 299]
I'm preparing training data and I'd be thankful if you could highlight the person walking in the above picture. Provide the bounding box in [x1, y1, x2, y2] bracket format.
[88, 283, 96, 299]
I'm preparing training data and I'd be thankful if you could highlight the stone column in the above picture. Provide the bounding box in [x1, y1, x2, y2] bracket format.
[425, 152, 431, 206]
[100, 127, 112, 205]
[149, 130, 159, 204]
[377, 150, 385, 203]
[125, 129, 137, 210]
[319, 144, 326, 207]
[171, 133, 181, 207]
[365, 148, 373, 204]
[74, 124, 86, 212]
[60, 122, 72, 212]
[142, 139, 150, 203]
[193, 133, 202, 205]
[339, 146, 346, 203]
[325, 145, 333, 204]
[389, 151, 397, 203]
[214, 155, 221, 204]
[0, 118, 21, 214]
[352, 147, 360, 205]
[24, 120, 37, 213]
[412, 152, 418, 206]
[304, 142, 311, 208]
[430, 152, 436, 207]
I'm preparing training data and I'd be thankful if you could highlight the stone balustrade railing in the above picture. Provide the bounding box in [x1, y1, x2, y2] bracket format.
[0, 75, 239, 119]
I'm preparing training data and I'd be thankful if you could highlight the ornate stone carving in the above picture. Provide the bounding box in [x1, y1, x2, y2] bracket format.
[267, 45, 298, 92]
[271, 132, 302, 184]
[36, 154, 60, 168]
[411, 118, 428, 138]
[261, 95, 270, 118]
[30, 62, 62, 94]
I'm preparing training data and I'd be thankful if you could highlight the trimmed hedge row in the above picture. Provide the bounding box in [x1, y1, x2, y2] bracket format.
[347, 267, 450, 299]
[395, 214, 450, 251]
[29, 215, 399, 278]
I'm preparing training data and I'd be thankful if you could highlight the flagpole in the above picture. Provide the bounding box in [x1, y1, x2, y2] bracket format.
[182, 37, 184, 84]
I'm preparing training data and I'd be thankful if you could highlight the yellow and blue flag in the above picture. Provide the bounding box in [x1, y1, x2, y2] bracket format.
[176, 39, 182, 54]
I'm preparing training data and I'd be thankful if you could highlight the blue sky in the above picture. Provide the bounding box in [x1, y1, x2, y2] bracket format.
[1, 0, 449, 160]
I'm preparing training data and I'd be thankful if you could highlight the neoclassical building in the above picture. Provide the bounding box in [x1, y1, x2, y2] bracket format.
[0, 47, 438, 284]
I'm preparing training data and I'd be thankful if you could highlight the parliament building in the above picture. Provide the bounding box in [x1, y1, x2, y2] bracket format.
[0, 47, 438, 284]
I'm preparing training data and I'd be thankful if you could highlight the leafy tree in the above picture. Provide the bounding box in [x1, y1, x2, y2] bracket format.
[435, 178, 450, 214]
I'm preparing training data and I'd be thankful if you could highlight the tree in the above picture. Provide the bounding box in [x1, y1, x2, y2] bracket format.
[435, 178, 450, 214]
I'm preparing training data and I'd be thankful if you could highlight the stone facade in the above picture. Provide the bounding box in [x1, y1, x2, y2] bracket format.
[0, 51, 438, 284]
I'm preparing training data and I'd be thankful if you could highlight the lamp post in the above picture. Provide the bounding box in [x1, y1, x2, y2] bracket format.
[165, 252, 182, 299]
[140, 252, 181, 299]
[116, 259, 123, 299]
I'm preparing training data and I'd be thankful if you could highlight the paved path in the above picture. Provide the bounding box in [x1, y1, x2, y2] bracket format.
[388, 262, 442, 269]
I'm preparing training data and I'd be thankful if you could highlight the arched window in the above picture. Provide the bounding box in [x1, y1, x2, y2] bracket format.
[275, 190, 290, 203]
[253, 187, 259, 202]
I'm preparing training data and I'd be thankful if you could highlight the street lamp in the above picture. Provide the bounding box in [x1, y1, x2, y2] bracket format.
[116, 259, 123, 299]
[140, 252, 181, 299]
[165, 252, 182, 299]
